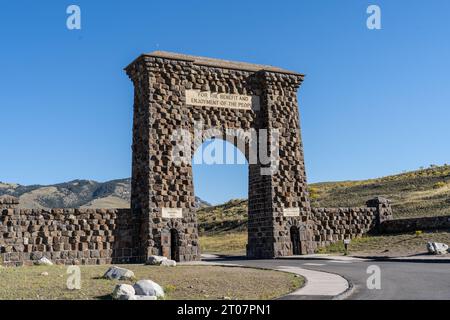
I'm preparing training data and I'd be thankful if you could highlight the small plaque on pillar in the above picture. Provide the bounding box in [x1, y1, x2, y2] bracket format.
[283, 207, 300, 217]
[162, 208, 183, 219]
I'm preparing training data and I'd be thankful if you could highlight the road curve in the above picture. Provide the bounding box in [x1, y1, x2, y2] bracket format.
[205, 256, 450, 300]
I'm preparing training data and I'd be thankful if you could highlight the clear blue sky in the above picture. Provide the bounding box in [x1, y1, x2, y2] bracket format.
[1, 1, 449, 204]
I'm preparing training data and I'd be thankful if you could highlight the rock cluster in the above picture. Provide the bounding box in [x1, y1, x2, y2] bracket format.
[112, 282, 163, 301]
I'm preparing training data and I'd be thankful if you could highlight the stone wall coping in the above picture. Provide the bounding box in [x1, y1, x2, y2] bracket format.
[125, 50, 305, 77]
[0, 195, 19, 205]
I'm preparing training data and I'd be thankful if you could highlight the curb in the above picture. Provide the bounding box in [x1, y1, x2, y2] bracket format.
[352, 255, 450, 263]
[331, 274, 355, 300]
[182, 260, 352, 300]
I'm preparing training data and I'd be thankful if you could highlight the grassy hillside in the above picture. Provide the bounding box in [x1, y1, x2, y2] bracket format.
[310, 164, 450, 219]
[198, 165, 450, 236]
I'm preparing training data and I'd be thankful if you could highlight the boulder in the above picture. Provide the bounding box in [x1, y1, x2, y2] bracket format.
[103, 266, 135, 280]
[426, 242, 449, 255]
[35, 257, 53, 266]
[112, 284, 135, 300]
[160, 259, 176, 267]
[133, 280, 165, 298]
[146, 255, 168, 265]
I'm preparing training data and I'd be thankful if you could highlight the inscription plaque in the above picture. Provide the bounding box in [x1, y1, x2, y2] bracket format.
[186, 90, 260, 111]
[162, 208, 183, 218]
[283, 207, 300, 217]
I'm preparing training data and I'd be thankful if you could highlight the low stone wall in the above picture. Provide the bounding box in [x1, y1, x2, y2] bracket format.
[311, 197, 393, 248]
[380, 215, 450, 234]
[0, 196, 19, 209]
[311, 207, 378, 247]
[0, 208, 139, 267]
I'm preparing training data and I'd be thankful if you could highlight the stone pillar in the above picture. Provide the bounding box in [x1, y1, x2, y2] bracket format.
[126, 55, 200, 263]
[366, 197, 393, 231]
[247, 71, 315, 258]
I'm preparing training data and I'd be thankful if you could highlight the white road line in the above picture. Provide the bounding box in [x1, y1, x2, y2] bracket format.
[303, 263, 326, 266]
[329, 260, 353, 264]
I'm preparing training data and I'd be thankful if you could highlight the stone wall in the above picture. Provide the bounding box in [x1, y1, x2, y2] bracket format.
[311, 197, 393, 248]
[0, 208, 139, 267]
[380, 215, 450, 234]
[0, 196, 19, 209]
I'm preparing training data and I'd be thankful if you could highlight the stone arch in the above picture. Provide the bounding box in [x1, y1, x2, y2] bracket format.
[285, 218, 310, 256]
[160, 220, 185, 261]
[125, 51, 314, 262]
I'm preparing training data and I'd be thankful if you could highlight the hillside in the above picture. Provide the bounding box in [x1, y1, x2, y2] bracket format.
[0, 179, 210, 209]
[197, 165, 450, 235]
[2, 165, 449, 228]
[310, 164, 450, 218]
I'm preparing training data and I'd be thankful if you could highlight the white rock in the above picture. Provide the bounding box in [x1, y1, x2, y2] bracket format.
[129, 295, 158, 300]
[103, 266, 135, 280]
[133, 280, 165, 298]
[427, 242, 449, 255]
[40, 272, 49, 276]
[35, 257, 53, 266]
[160, 259, 176, 267]
[146, 255, 168, 265]
[112, 284, 135, 300]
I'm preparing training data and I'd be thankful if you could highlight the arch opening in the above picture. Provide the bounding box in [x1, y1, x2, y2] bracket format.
[193, 138, 249, 255]
[170, 228, 180, 262]
[290, 226, 301, 255]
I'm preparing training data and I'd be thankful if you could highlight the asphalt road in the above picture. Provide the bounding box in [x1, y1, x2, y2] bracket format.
[208, 256, 450, 300]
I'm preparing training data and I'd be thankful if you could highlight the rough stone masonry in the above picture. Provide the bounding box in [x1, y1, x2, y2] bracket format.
[0, 52, 395, 266]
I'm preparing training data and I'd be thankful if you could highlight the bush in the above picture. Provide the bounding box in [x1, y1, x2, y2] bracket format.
[433, 182, 446, 189]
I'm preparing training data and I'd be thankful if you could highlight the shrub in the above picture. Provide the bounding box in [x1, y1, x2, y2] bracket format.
[433, 182, 446, 189]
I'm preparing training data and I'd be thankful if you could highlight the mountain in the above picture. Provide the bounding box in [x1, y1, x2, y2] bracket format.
[197, 164, 450, 235]
[0, 178, 211, 209]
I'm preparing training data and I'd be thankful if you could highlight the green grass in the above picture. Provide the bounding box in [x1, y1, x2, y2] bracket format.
[0, 264, 303, 300]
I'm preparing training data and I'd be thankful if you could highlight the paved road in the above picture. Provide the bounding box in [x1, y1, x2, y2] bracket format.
[206, 256, 450, 300]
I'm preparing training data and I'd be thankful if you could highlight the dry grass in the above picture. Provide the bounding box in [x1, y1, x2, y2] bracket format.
[0, 264, 302, 300]
[200, 232, 247, 255]
[318, 230, 450, 257]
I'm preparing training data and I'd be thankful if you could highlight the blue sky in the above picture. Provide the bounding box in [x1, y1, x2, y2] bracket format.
[1, 1, 449, 204]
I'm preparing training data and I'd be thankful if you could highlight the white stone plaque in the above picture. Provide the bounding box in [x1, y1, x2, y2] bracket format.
[185, 90, 260, 111]
[283, 207, 300, 217]
[162, 208, 183, 219]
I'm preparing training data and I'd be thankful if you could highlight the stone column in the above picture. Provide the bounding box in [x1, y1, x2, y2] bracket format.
[247, 71, 315, 258]
[126, 55, 200, 262]
[366, 197, 393, 231]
